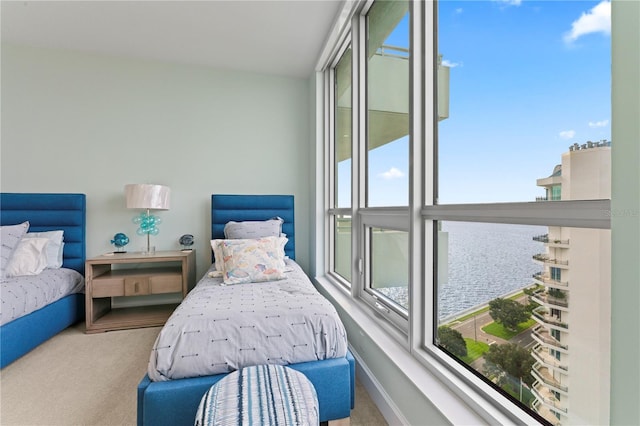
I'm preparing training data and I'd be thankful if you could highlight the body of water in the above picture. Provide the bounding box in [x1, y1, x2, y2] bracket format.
[438, 221, 546, 320]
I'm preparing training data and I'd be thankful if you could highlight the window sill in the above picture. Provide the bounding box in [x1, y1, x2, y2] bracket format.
[315, 274, 533, 426]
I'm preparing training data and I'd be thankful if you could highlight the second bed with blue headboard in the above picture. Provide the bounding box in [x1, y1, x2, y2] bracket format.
[0, 193, 86, 368]
[138, 194, 355, 426]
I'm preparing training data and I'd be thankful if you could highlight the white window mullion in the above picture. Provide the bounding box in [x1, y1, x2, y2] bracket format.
[422, 200, 611, 229]
[352, 11, 368, 300]
[326, 66, 336, 275]
[409, 0, 430, 356]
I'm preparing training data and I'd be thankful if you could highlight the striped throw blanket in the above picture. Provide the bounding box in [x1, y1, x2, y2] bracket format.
[195, 364, 319, 426]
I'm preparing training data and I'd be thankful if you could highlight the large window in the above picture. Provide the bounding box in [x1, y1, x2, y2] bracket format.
[365, 0, 409, 207]
[332, 45, 353, 284]
[434, 1, 611, 423]
[323, 1, 612, 424]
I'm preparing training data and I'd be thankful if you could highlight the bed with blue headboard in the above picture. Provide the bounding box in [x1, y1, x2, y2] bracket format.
[0, 193, 86, 368]
[137, 194, 355, 426]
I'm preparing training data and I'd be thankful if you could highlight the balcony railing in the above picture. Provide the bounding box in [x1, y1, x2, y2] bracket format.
[532, 363, 569, 393]
[532, 400, 563, 426]
[532, 254, 569, 266]
[533, 234, 549, 243]
[533, 307, 569, 329]
[535, 196, 562, 202]
[376, 44, 409, 59]
[532, 291, 569, 309]
[532, 383, 568, 414]
[532, 325, 568, 350]
[548, 238, 570, 245]
[532, 273, 569, 288]
[534, 234, 570, 245]
[533, 344, 569, 371]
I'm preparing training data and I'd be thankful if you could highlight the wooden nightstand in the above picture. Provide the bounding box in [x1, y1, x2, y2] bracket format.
[85, 250, 196, 333]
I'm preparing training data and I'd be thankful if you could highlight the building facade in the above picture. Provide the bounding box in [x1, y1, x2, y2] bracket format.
[532, 141, 612, 425]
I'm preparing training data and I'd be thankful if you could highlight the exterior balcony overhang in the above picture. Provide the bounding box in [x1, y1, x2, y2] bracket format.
[532, 273, 570, 290]
[335, 48, 450, 163]
[533, 307, 569, 331]
[532, 325, 569, 352]
[532, 291, 569, 312]
[532, 363, 568, 394]
[533, 382, 568, 414]
[548, 239, 570, 249]
[532, 401, 562, 426]
[536, 175, 562, 188]
[532, 254, 569, 269]
[532, 344, 569, 372]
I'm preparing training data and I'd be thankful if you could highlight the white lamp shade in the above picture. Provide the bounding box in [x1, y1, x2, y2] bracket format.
[125, 184, 170, 210]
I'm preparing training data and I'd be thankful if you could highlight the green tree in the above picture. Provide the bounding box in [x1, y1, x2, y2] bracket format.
[488, 298, 530, 331]
[437, 326, 467, 357]
[483, 343, 535, 387]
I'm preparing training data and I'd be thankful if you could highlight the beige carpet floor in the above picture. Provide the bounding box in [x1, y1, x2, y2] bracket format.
[0, 323, 386, 426]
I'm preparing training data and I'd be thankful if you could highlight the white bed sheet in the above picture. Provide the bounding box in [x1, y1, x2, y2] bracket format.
[148, 259, 348, 382]
[0, 268, 84, 326]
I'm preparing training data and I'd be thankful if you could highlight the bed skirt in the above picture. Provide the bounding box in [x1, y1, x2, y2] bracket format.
[137, 350, 355, 426]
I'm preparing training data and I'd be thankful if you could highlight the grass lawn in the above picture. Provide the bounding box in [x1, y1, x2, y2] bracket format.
[482, 319, 537, 340]
[461, 338, 490, 364]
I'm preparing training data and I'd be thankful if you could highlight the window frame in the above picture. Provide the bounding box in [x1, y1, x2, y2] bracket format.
[320, 0, 612, 424]
[326, 34, 354, 289]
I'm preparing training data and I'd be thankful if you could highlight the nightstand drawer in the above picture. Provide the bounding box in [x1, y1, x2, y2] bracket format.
[92, 278, 125, 297]
[124, 277, 151, 296]
[150, 274, 182, 294]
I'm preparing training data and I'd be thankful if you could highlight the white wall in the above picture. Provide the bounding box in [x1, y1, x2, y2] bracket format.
[1, 43, 312, 278]
[610, 0, 640, 424]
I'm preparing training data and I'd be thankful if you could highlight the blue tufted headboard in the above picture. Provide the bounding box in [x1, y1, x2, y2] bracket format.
[211, 194, 295, 260]
[0, 193, 86, 275]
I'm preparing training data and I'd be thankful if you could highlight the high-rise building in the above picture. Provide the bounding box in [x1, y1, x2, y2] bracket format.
[531, 141, 611, 425]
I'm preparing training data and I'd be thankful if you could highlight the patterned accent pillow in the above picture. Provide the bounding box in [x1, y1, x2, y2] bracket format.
[220, 236, 287, 285]
[1, 221, 29, 278]
[223, 217, 284, 239]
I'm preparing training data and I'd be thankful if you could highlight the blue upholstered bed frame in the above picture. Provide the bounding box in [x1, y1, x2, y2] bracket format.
[0, 193, 86, 368]
[137, 194, 355, 425]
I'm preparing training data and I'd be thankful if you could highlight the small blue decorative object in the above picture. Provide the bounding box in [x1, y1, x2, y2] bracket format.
[179, 234, 194, 251]
[111, 232, 130, 253]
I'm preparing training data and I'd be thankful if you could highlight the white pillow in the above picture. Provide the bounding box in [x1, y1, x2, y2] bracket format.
[4, 237, 49, 277]
[24, 230, 64, 269]
[223, 217, 284, 239]
[1, 221, 29, 278]
[219, 236, 287, 285]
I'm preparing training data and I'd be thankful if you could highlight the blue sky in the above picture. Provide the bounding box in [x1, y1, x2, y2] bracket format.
[340, 0, 611, 207]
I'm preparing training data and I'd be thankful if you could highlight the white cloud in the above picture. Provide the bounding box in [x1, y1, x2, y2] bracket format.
[455, 8, 463, 14]
[588, 119, 609, 128]
[379, 167, 405, 180]
[559, 130, 576, 139]
[493, 0, 522, 6]
[564, 1, 611, 44]
[442, 59, 462, 68]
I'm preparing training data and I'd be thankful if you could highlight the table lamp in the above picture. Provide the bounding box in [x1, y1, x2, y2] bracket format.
[124, 184, 170, 254]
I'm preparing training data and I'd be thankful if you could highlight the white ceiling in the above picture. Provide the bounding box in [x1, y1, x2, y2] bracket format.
[1, 0, 344, 78]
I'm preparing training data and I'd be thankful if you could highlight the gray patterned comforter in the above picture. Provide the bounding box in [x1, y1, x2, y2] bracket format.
[0, 268, 84, 326]
[148, 259, 348, 381]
